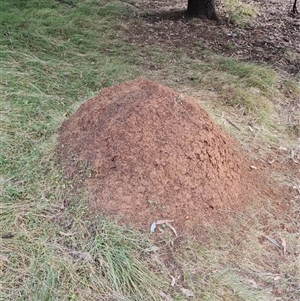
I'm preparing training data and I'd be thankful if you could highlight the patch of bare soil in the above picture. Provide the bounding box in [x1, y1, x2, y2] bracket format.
[125, 0, 300, 75]
[58, 79, 273, 233]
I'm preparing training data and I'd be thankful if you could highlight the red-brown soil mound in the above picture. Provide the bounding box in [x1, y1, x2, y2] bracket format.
[58, 79, 262, 232]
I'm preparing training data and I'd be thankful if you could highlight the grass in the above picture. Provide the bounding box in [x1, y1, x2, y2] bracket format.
[1, 1, 164, 299]
[195, 55, 277, 118]
[138, 47, 280, 121]
[1, 0, 300, 300]
[222, 0, 257, 26]
[172, 200, 300, 300]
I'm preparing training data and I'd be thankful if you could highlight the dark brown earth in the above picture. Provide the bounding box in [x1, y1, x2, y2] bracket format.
[58, 78, 272, 233]
[125, 0, 300, 75]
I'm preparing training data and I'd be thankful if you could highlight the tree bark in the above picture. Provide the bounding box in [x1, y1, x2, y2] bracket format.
[187, 0, 219, 21]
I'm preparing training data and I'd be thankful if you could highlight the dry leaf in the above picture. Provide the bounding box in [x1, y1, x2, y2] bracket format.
[248, 279, 258, 288]
[156, 219, 174, 225]
[61, 200, 65, 209]
[150, 221, 156, 233]
[69, 251, 93, 261]
[170, 275, 176, 286]
[281, 237, 287, 255]
[264, 235, 282, 249]
[279, 146, 288, 151]
[144, 246, 159, 252]
[165, 222, 177, 237]
[59, 231, 77, 236]
[180, 287, 194, 297]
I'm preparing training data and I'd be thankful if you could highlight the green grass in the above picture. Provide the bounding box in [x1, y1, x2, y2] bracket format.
[223, 0, 257, 26]
[217, 58, 277, 120]
[0, 1, 164, 299]
[1, 0, 300, 300]
[158, 52, 278, 121]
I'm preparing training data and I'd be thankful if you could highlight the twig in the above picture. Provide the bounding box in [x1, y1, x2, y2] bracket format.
[2, 233, 14, 239]
[264, 235, 283, 250]
[225, 118, 241, 131]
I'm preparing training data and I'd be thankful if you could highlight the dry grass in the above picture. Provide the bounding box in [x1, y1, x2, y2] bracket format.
[1, 0, 300, 300]
[171, 197, 300, 300]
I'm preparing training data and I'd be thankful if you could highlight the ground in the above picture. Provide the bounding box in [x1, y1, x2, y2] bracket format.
[58, 78, 274, 233]
[126, 0, 300, 75]
[55, 2, 300, 297]
[57, 0, 300, 234]
[2, 0, 300, 300]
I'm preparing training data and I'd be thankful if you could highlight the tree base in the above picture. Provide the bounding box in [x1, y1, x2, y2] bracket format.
[187, 0, 219, 21]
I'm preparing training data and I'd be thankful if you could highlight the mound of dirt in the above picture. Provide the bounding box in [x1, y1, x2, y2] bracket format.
[58, 79, 263, 232]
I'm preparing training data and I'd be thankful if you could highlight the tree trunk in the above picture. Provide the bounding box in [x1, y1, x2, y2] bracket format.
[292, 0, 298, 13]
[187, 0, 219, 21]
